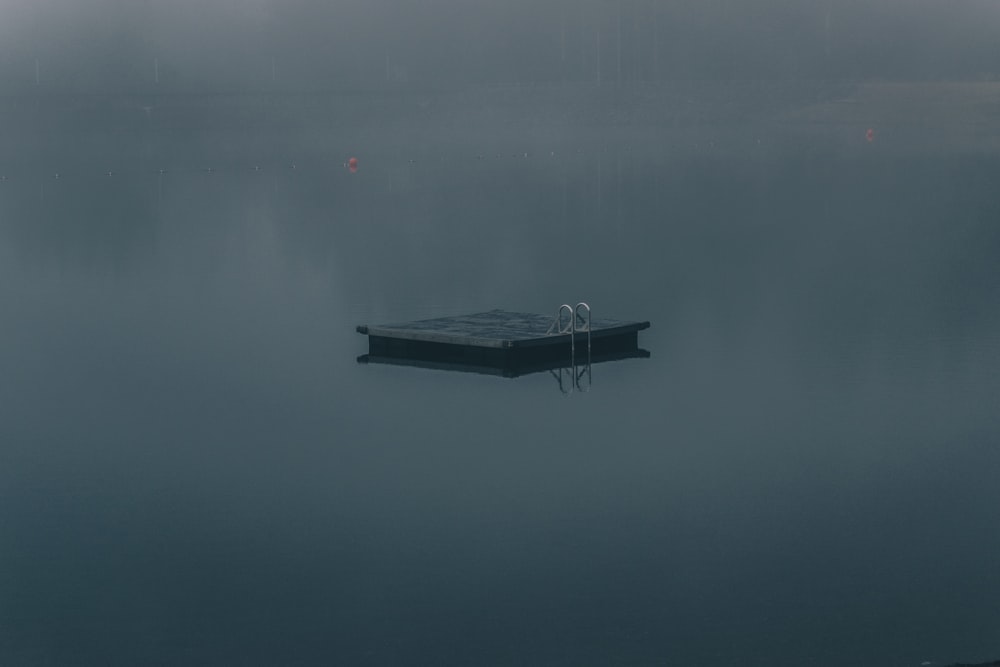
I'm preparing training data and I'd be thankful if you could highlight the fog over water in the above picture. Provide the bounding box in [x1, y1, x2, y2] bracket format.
[2, 0, 1000, 90]
[2, 2, 1000, 666]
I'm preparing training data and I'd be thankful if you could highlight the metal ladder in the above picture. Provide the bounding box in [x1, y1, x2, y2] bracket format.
[546, 302, 591, 393]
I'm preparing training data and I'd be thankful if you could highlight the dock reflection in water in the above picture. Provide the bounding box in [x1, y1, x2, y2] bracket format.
[358, 346, 651, 384]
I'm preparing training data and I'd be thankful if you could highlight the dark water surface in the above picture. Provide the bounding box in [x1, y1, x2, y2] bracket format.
[2, 101, 999, 666]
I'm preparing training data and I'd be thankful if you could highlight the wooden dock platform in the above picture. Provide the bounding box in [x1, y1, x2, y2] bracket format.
[356, 309, 650, 371]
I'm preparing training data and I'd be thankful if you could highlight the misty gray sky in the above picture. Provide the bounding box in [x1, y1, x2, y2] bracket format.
[1, 0, 998, 93]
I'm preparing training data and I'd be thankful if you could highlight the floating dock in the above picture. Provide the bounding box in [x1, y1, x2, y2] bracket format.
[356, 308, 650, 374]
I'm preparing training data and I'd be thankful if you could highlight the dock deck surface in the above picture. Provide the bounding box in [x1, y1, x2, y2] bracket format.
[357, 309, 649, 350]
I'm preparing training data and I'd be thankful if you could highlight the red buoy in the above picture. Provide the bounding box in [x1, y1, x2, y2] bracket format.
[865, 128, 875, 143]
[347, 156, 358, 173]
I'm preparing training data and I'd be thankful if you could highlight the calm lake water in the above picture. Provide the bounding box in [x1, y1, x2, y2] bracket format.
[2, 95, 999, 666]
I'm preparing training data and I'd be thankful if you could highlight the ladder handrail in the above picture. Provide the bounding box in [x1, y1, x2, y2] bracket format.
[546, 302, 592, 393]
[546, 304, 575, 336]
[574, 302, 591, 391]
[575, 302, 591, 356]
